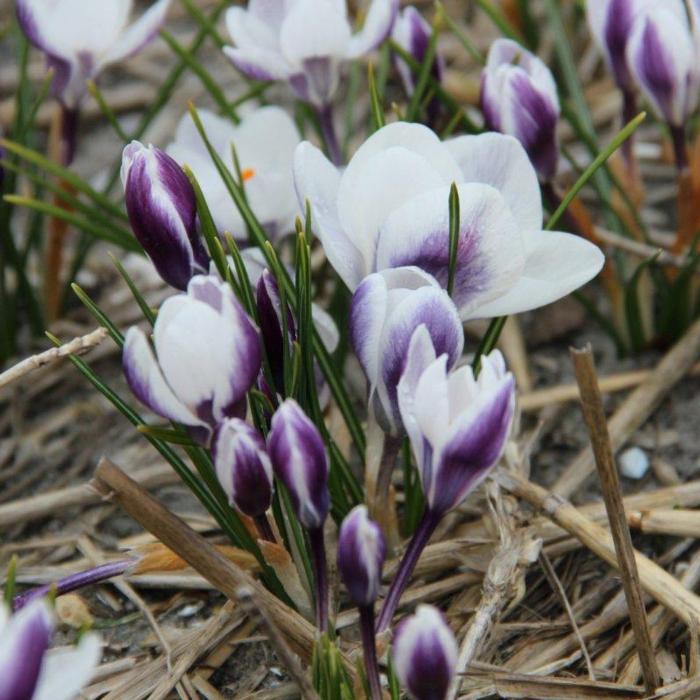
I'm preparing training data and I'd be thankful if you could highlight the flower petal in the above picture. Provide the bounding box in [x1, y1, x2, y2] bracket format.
[447, 132, 543, 232]
[347, 0, 399, 58]
[472, 229, 605, 318]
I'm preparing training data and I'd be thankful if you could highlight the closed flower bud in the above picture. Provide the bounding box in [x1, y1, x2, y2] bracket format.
[398, 349, 515, 517]
[122, 141, 209, 290]
[349, 267, 464, 435]
[267, 399, 329, 529]
[481, 39, 560, 180]
[337, 506, 386, 606]
[123, 275, 262, 444]
[213, 418, 274, 518]
[392, 605, 457, 700]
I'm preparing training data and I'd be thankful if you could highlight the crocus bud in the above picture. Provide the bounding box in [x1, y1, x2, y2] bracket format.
[337, 506, 386, 606]
[121, 142, 209, 290]
[267, 399, 329, 529]
[0, 599, 101, 700]
[392, 605, 458, 700]
[627, 3, 700, 128]
[123, 275, 262, 444]
[349, 267, 464, 435]
[213, 418, 274, 518]
[392, 7, 443, 97]
[481, 39, 560, 180]
[398, 349, 514, 517]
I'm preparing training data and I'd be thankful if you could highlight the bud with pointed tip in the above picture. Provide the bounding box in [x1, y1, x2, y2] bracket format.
[392, 605, 458, 700]
[122, 141, 209, 290]
[213, 418, 274, 518]
[337, 506, 386, 607]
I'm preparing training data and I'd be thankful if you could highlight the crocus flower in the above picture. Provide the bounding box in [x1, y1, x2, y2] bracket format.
[349, 267, 464, 434]
[626, 2, 700, 132]
[267, 399, 330, 630]
[16, 0, 170, 110]
[167, 106, 301, 240]
[392, 6, 443, 98]
[392, 605, 457, 700]
[0, 599, 101, 700]
[481, 39, 560, 180]
[123, 275, 261, 444]
[223, 0, 398, 109]
[213, 418, 274, 534]
[376, 349, 514, 632]
[121, 141, 209, 291]
[294, 122, 604, 318]
[338, 505, 386, 700]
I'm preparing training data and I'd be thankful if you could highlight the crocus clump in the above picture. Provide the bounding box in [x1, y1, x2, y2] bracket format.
[295, 121, 604, 317]
[392, 605, 458, 700]
[121, 142, 210, 290]
[481, 38, 560, 180]
[123, 275, 261, 444]
[167, 107, 301, 239]
[0, 599, 100, 700]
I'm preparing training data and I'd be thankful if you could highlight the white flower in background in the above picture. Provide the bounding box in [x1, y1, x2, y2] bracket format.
[167, 106, 301, 240]
[223, 0, 399, 108]
[295, 122, 604, 320]
[16, 0, 170, 109]
[0, 599, 101, 700]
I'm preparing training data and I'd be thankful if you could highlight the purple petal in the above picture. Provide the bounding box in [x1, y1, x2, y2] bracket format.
[267, 399, 329, 529]
[602, 0, 637, 91]
[0, 600, 53, 700]
[337, 505, 386, 606]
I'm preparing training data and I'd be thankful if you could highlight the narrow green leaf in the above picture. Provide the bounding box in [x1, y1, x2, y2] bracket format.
[406, 19, 440, 122]
[71, 284, 124, 346]
[624, 253, 659, 353]
[109, 253, 157, 326]
[368, 62, 386, 132]
[447, 183, 460, 297]
[137, 425, 197, 445]
[87, 80, 129, 141]
[472, 317, 507, 375]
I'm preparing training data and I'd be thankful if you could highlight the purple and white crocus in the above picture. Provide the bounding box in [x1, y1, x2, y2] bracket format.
[295, 122, 604, 317]
[267, 399, 330, 631]
[0, 599, 101, 700]
[349, 267, 463, 435]
[123, 275, 262, 445]
[376, 349, 515, 632]
[392, 605, 457, 700]
[481, 39, 560, 181]
[121, 142, 209, 291]
[213, 418, 275, 541]
[337, 506, 386, 700]
[167, 107, 301, 240]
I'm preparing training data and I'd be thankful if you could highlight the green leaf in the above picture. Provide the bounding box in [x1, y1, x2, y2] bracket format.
[87, 80, 129, 141]
[368, 62, 386, 132]
[624, 253, 659, 353]
[472, 317, 507, 375]
[71, 283, 124, 346]
[406, 18, 440, 122]
[109, 253, 157, 326]
[447, 183, 460, 297]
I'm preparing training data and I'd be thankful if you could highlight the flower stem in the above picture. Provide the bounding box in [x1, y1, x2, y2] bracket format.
[375, 509, 440, 633]
[254, 514, 276, 542]
[360, 605, 382, 700]
[670, 124, 688, 172]
[13, 558, 132, 611]
[317, 104, 342, 166]
[621, 90, 637, 170]
[309, 526, 329, 632]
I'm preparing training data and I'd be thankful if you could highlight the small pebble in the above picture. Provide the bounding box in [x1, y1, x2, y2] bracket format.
[619, 446, 649, 480]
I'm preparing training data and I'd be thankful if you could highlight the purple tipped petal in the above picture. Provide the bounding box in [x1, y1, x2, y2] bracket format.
[0, 599, 53, 700]
[267, 399, 329, 529]
[213, 418, 274, 518]
[337, 505, 386, 606]
[122, 142, 207, 290]
[392, 605, 457, 700]
[602, 0, 638, 91]
[392, 6, 442, 95]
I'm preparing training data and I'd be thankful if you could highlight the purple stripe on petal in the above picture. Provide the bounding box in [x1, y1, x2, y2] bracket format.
[603, 0, 636, 91]
[302, 57, 339, 107]
[0, 600, 53, 700]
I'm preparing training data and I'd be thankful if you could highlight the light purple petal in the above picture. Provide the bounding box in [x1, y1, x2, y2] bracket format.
[347, 0, 399, 58]
[223, 45, 290, 81]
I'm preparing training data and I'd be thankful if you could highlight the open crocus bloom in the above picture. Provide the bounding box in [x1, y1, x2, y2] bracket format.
[294, 122, 604, 319]
[481, 39, 560, 180]
[16, 0, 170, 109]
[223, 0, 398, 107]
[398, 348, 514, 516]
[167, 106, 300, 240]
[123, 275, 261, 444]
[626, 1, 700, 127]
[349, 267, 464, 434]
[0, 600, 100, 700]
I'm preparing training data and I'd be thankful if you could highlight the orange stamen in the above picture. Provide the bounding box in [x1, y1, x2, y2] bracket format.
[241, 167, 256, 182]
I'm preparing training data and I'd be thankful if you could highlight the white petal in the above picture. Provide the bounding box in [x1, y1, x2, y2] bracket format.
[312, 304, 340, 352]
[100, 0, 170, 67]
[413, 354, 450, 456]
[225, 5, 281, 51]
[34, 634, 101, 700]
[447, 132, 542, 232]
[294, 141, 367, 289]
[347, 0, 398, 58]
[472, 229, 605, 317]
